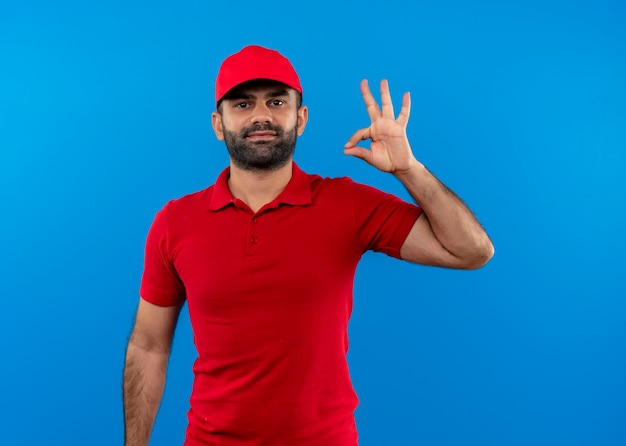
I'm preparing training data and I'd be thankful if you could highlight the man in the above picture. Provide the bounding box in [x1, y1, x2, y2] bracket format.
[123, 45, 494, 446]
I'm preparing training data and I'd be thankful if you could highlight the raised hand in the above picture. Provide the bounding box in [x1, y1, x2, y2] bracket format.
[344, 79, 418, 174]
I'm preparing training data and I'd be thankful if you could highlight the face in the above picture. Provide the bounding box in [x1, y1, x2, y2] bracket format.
[212, 81, 308, 172]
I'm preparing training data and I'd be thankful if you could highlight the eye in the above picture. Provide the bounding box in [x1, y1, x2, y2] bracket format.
[269, 99, 284, 107]
[235, 101, 249, 109]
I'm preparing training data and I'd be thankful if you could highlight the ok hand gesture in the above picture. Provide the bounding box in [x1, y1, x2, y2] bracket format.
[344, 80, 418, 174]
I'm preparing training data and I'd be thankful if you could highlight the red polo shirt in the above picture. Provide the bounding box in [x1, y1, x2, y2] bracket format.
[140, 163, 421, 445]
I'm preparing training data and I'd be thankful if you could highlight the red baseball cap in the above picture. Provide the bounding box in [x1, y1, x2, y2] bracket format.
[215, 45, 303, 108]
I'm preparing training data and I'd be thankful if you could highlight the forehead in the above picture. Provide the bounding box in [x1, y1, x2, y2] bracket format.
[223, 79, 294, 100]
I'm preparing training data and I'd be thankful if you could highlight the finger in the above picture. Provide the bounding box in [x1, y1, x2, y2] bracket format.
[343, 145, 373, 165]
[344, 127, 371, 149]
[380, 79, 395, 120]
[360, 79, 381, 122]
[396, 91, 411, 127]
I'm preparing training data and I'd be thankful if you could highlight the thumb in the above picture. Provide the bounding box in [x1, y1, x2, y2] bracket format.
[343, 145, 372, 163]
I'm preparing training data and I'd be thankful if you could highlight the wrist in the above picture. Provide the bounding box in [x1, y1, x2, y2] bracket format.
[393, 158, 425, 179]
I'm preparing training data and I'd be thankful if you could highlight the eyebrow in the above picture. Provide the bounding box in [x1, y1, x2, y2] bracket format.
[226, 88, 290, 101]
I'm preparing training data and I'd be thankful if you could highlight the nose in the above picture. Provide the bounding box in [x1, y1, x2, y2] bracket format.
[250, 102, 273, 124]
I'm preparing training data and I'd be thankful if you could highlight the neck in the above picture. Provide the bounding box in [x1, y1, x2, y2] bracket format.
[227, 161, 293, 213]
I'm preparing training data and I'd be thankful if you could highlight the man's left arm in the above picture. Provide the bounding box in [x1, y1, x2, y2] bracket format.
[344, 79, 494, 269]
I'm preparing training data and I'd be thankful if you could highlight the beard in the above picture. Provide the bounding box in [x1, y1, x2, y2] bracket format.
[223, 122, 297, 172]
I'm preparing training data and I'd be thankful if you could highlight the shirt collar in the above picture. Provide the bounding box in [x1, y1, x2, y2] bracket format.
[208, 162, 312, 211]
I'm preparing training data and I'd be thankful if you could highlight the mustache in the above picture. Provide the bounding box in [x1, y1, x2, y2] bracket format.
[241, 123, 284, 138]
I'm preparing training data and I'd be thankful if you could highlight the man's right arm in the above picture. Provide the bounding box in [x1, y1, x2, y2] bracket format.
[123, 297, 183, 446]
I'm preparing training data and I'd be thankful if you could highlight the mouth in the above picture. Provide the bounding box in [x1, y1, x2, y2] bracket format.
[246, 131, 277, 141]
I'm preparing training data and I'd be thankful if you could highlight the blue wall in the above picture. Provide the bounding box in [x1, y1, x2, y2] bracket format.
[1, 1, 624, 444]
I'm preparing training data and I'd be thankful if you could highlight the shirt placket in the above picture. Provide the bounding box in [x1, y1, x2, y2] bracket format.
[245, 214, 261, 256]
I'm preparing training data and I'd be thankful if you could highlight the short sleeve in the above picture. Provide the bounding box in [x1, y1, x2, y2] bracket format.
[345, 178, 422, 258]
[139, 204, 186, 306]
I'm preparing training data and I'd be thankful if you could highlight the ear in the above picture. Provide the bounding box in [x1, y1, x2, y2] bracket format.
[296, 105, 308, 137]
[211, 111, 225, 141]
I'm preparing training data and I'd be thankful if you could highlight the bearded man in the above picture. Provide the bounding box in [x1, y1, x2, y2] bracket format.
[123, 45, 494, 446]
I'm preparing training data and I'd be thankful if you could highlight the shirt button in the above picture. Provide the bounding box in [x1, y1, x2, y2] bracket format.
[252, 217, 258, 223]
[250, 236, 258, 244]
